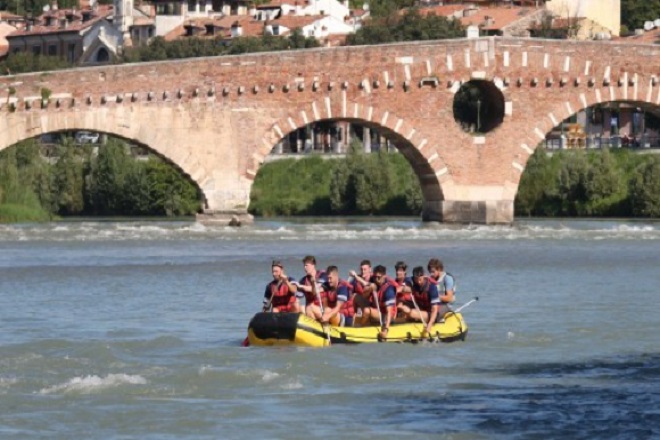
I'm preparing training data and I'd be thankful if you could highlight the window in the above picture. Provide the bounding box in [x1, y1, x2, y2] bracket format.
[32, 45, 41, 55]
[67, 43, 76, 63]
[48, 44, 57, 56]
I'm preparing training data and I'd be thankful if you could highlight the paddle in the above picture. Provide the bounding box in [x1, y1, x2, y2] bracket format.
[312, 278, 331, 346]
[454, 296, 479, 313]
[409, 292, 430, 340]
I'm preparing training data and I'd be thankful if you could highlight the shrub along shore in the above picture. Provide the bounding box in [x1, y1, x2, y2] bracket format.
[0, 138, 202, 223]
[1, 139, 659, 223]
[249, 147, 660, 219]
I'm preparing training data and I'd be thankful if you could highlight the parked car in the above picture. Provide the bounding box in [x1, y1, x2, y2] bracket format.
[75, 131, 100, 144]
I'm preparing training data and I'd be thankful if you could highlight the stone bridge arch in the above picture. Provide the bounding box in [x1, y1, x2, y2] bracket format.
[513, 78, 660, 175]
[254, 100, 461, 219]
[0, 105, 238, 213]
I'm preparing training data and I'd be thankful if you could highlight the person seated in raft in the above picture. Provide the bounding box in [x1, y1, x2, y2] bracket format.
[393, 261, 414, 322]
[318, 265, 354, 327]
[357, 265, 398, 340]
[349, 259, 375, 315]
[263, 260, 302, 313]
[398, 266, 441, 335]
[297, 255, 328, 321]
[427, 258, 456, 319]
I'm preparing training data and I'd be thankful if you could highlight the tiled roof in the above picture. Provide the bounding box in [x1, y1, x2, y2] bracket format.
[617, 28, 660, 44]
[417, 5, 466, 18]
[0, 11, 23, 21]
[8, 5, 113, 37]
[271, 15, 322, 29]
[459, 6, 533, 31]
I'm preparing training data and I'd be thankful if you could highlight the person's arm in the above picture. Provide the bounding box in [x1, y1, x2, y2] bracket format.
[281, 274, 297, 293]
[426, 283, 440, 333]
[380, 286, 396, 338]
[263, 285, 272, 312]
[439, 275, 455, 303]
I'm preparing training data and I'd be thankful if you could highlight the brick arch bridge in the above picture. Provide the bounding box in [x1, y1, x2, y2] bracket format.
[1, 37, 658, 224]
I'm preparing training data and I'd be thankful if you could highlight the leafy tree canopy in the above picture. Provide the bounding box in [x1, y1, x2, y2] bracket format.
[621, 0, 660, 33]
[347, 9, 465, 45]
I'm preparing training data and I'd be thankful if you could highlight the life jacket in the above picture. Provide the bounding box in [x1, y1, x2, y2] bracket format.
[335, 280, 355, 317]
[352, 273, 373, 297]
[269, 279, 295, 310]
[434, 272, 456, 303]
[301, 270, 326, 306]
[396, 277, 413, 303]
[372, 276, 399, 315]
[412, 277, 438, 312]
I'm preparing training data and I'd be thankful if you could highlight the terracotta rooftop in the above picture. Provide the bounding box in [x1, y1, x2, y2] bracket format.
[271, 15, 322, 30]
[617, 28, 660, 44]
[459, 6, 533, 31]
[8, 5, 113, 37]
[417, 5, 466, 18]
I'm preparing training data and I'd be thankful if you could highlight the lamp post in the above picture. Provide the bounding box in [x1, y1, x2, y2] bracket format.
[476, 98, 481, 133]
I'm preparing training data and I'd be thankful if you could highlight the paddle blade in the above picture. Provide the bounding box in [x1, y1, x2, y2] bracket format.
[241, 336, 250, 347]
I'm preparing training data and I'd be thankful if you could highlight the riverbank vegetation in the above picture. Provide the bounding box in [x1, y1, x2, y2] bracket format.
[516, 148, 660, 218]
[0, 137, 202, 222]
[250, 146, 660, 218]
[248, 140, 423, 216]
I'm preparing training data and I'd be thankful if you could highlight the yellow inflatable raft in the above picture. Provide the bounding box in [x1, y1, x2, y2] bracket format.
[246, 311, 468, 347]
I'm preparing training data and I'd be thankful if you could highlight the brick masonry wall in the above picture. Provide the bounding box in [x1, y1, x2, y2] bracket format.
[0, 37, 658, 223]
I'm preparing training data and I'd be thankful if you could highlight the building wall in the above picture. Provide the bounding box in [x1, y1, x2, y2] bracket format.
[546, 0, 620, 36]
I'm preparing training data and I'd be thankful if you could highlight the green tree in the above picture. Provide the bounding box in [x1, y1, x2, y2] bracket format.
[0, 52, 72, 76]
[629, 156, 660, 217]
[347, 9, 464, 45]
[52, 142, 85, 215]
[584, 148, 626, 215]
[621, 0, 660, 33]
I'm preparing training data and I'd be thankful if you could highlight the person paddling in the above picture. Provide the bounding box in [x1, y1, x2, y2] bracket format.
[399, 266, 441, 335]
[263, 260, 301, 313]
[319, 265, 354, 327]
[298, 255, 328, 321]
[427, 258, 455, 319]
[357, 265, 398, 339]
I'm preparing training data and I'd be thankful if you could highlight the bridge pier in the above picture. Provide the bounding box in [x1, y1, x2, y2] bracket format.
[423, 200, 514, 225]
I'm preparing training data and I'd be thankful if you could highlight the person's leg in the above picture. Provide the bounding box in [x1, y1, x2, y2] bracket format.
[329, 312, 341, 327]
[306, 304, 323, 320]
[409, 308, 429, 323]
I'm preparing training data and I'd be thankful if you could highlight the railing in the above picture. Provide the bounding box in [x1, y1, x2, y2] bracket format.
[544, 135, 660, 150]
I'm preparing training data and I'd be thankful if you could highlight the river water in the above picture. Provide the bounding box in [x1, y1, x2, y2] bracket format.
[0, 218, 658, 439]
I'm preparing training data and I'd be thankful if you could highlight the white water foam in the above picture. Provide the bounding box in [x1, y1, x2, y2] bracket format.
[0, 220, 658, 242]
[39, 373, 147, 395]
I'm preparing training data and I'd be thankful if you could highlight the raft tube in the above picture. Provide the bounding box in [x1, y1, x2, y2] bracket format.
[246, 312, 468, 347]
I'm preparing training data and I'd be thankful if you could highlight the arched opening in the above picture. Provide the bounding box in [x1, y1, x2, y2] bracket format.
[95, 47, 110, 63]
[0, 132, 204, 222]
[515, 101, 660, 219]
[249, 119, 441, 218]
[453, 80, 505, 134]
[542, 101, 660, 150]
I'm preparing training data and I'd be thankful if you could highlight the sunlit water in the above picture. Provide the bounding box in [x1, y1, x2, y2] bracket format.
[1, 218, 658, 439]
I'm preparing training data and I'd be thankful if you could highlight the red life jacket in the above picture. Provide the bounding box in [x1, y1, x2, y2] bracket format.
[372, 276, 399, 315]
[269, 279, 295, 310]
[301, 270, 326, 306]
[412, 278, 437, 312]
[396, 277, 412, 303]
[352, 273, 372, 297]
[329, 279, 354, 317]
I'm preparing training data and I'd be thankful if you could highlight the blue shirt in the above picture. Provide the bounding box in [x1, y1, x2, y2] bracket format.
[380, 284, 397, 308]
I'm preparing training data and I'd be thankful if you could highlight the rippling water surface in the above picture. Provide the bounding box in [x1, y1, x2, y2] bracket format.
[1, 218, 658, 439]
